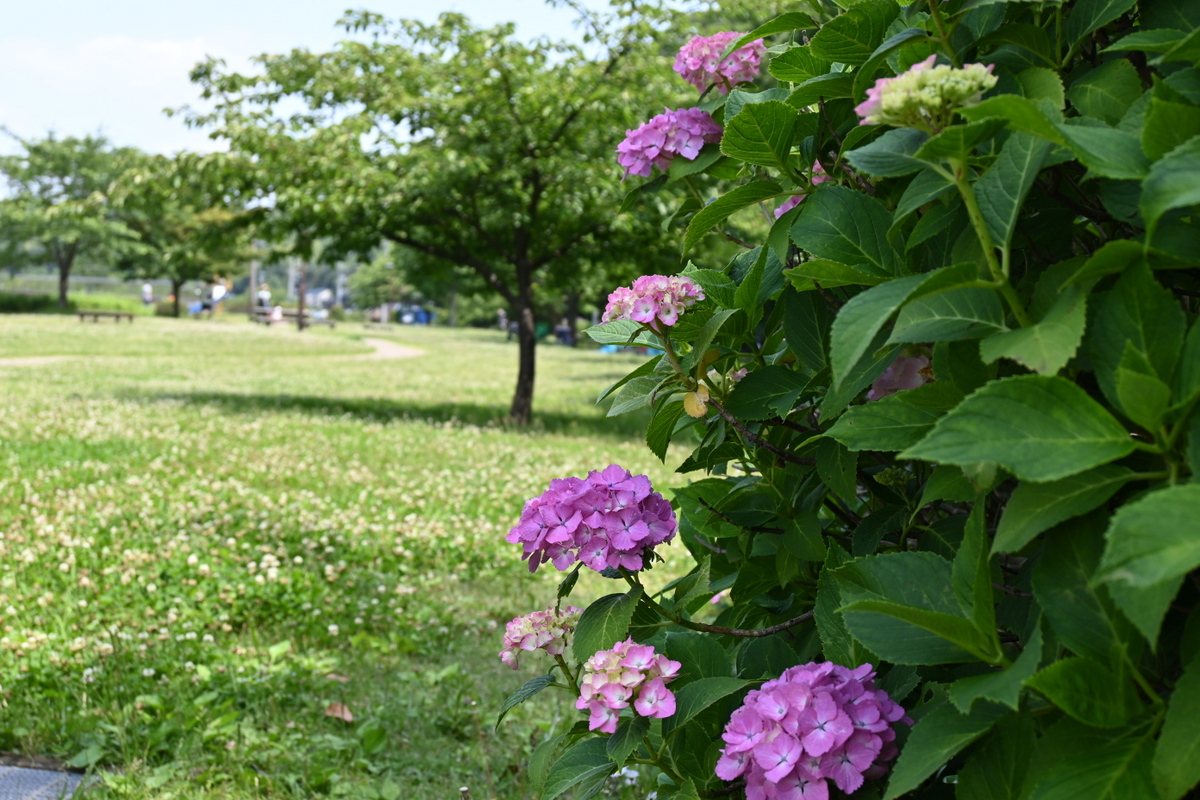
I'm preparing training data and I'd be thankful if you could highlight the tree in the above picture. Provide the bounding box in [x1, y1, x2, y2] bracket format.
[0, 133, 140, 308]
[184, 8, 682, 424]
[111, 152, 258, 317]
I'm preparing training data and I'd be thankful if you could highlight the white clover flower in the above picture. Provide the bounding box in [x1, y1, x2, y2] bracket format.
[142, 668, 156, 678]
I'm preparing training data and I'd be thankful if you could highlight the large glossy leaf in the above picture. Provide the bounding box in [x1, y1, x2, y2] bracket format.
[980, 283, 1086, 375]
[1025, 657, 1142, 727]
[606, 715, 650, 768]
[1097, 484, 1200, 587]
[973, 132, 1053, 249]
[1140, 134, 1200, 236]
[833, 551, 996, 664]
[949, 622, 1043, 712]
[573, 587, 641, 662]
[543, 738, 614, 800]
[1088, 264, 1186, 408]
[809, 0, 900, 65]
[826, 393, 943, 452]
[1143, 96, 1200, 162]
[1065, 59, 1143, 125]
[1031, 517, 1130, 663]
[955, 714, 1036, 800]
[815, 544, 875, 668]
[723, 365, 809, 421]
[884, 701, 1008, 799]
[844, 127, 930, 177]
[768, 44, 830, 82]
[828, 273, 931, 389]
[781, 288, 829, 370]
[1025, 719, 1155, 800]
[790, 185, 902, 274]
[786, 258, 889, 290]
[684, 181, 782, 251]
[890, 286, 1008, 344]
[993, 465, 1132, 554]
[901, 376, 1135, 482]
[853, 28, 932, 99]
[662, 677, 752, 737]
[1065, 0, 1138, 46]
[720, 101, 799, 172]
[1154, 651, 1200, 799]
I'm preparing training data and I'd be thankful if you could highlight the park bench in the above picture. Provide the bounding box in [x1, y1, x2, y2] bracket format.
[251, 308, 336, 328]
[77, 310, 135, 323]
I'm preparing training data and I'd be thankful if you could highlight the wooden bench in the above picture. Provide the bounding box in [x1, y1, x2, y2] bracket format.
[251, 309, 336, 328]
[77, 310, 135, 323]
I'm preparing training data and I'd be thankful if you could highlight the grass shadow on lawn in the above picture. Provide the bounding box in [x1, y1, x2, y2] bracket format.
[130, 389, 653, 440]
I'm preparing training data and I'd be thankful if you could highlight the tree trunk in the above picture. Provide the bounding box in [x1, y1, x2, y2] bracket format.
[565, 291, 580, 347]
[509, 262, 536, 425]
[297, 261, 307, 332]
[172, 278, 182, 317]
[57, 256, 73, 309]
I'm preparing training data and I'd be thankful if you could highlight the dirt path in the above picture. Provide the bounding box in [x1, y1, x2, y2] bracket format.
[0, 355, 76, 367]
[358, 337, 424, 360]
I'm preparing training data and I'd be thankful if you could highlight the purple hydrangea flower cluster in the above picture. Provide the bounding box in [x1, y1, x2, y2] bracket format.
[616, 107, 723, 179]
[506, 465, 677, 574]
[716, 662, 911, 799]
[576, 638, 681, 733]
[674, 31, 766, 94]
[868, 354, 931, 401]
[498, 605, 582, 670]
[602, 274, 705, 332]
[774, 161, 832, 219]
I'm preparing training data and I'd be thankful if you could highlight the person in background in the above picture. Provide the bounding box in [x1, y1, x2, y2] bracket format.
[497, 308, 508, 332]
[141, 282, 154, 306]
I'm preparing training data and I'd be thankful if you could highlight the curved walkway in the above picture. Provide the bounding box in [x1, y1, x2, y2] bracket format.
[0, 337, 423, 368]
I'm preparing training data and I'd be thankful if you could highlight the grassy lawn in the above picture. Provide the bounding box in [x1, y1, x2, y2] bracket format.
[0, 315, 694, 799]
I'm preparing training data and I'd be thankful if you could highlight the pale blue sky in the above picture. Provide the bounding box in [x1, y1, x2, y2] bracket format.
[0, 1, 602, 156]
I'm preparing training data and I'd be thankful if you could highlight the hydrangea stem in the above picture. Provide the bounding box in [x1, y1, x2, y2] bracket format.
[553, 654, 580, 695]
[621, 571, 813, 637]
[926, 0, 960, 67]
[947, 158, 1033, 328]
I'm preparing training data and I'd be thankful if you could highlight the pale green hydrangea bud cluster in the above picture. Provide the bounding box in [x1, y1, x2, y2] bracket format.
[855, 56, 997, 132]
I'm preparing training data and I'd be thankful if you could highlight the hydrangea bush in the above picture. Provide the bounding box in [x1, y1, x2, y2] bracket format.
[498, 1, 1200, 798]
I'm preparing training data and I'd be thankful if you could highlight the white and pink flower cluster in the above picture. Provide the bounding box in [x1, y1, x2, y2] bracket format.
[855, 55, 997, 132]
[576, 638, 681, 733]
[774, 161, 832, 219]
[498, 605, 582, 670]
[716, 662, 911, 800]
[674, 31, 766, 94]
[506, 465, 677, 574]
[616, 107, 723, 178]
[602, 274, 705, 331]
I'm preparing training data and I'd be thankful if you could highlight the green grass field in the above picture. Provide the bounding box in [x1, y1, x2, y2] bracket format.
[0, 315, 694, 799]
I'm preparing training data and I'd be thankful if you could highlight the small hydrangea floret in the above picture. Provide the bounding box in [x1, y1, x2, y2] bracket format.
[603, 274, 705, 332]
[868, 354, 931, 401]
[505, 465, 677, 574]
[855, 56, 997, 132]
[576, 638, 681, 733]
[498, 605, 582, 669]
[716, 661, 912, 799]
[616, 108, 723, 178]
[674, 31, 766, 94]
[774, 161, 831, 219]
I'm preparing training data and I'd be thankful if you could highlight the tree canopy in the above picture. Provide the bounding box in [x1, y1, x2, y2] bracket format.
[184, 8, 683, 423]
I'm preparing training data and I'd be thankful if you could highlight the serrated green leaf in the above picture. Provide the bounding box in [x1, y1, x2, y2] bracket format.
[900, 376, 1135, 482]
[1025, 719, 1156, 800]
[884, 701, 1008, 799]
[816, 543, 874, 667]
[1065, 0, 1138, 46]
[1066, 59, 1143, 125]
[914, 118, 1008, 160]
[993, 465, 1132, 554]
[1143, 96, 1200, 162]
[890, 286, 1008, 344]
[979, 283, 1086, 375]
[684, 181, 782, 252]
[661, 677, 752, 737]
[809, 0, 901, 65]
[606, 715, 650, 768]
[790, 185, 902, 275]
[826, 393, 943, 452]
[955, 714, 1035, 800]
[1153, 650, 1200, 799]
[768, 44, 831, 82]
[496, 673, 558, 729]
[543, 737, 614, 800]
[723, 364, 809, 421]
[845, 127, 930, 177]
[949, 621, 1043, 712]
[1026, 657, 1142, 727]
[1141, 134, 1200, 236]
[974, 132, 1053, 249]
[852, 27, 932, 99]
[1018, 67, 1066, 109]
[573, 588, 641, 662]
[720, 101, 799, 171]
[1097, 484, 1200, 588]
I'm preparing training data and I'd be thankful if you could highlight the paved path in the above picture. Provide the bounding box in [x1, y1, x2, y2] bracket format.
[358, 337, 424, 360]
[0, 766, 86, 799]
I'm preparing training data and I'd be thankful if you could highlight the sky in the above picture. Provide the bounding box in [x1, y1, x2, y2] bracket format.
[0, 0, 602, 156]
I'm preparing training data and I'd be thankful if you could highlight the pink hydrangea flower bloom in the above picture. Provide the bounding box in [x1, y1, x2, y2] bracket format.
[617, 107, 723, 178]
[674, 31, 766, 94]
[775, 161, 832, 219]
[498, 605, 582, 669]
[602, 274, 705, 333]
[715, 661, 911, 797]
[576, 639, 681, 732]
[506, 465, 677, 575]
[868, 354, 932, 401]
